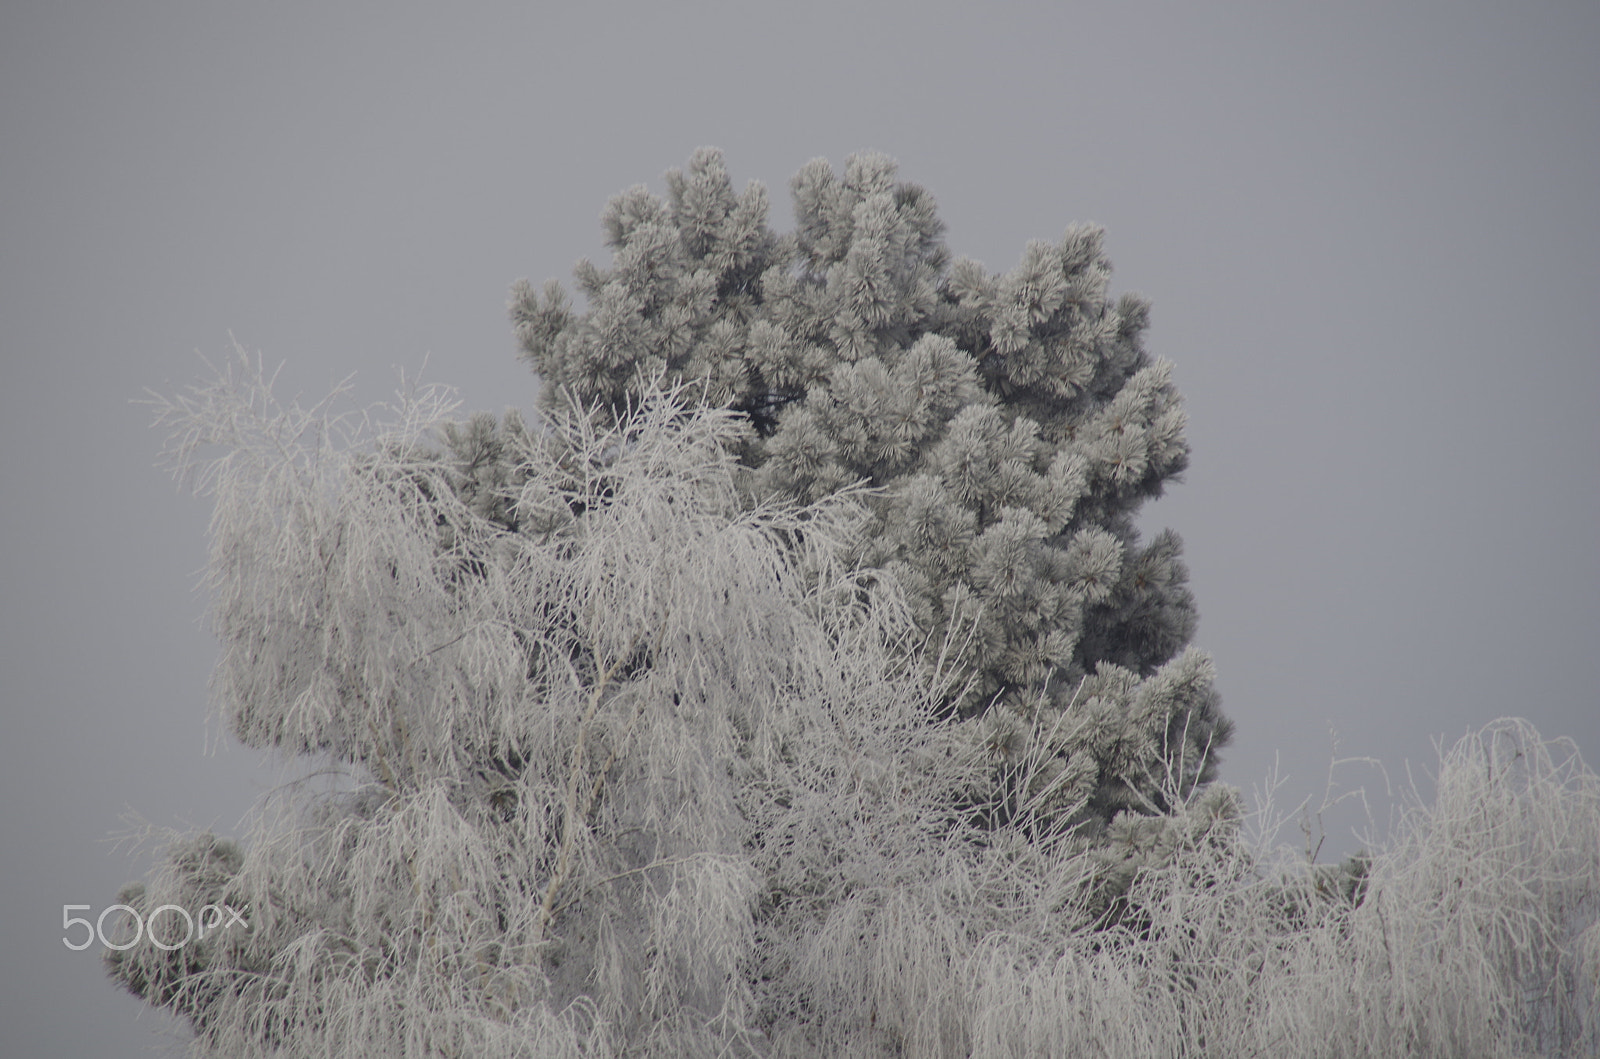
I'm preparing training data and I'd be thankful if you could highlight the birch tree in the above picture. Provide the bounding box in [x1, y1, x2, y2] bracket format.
[107, 358, 1102, 1055]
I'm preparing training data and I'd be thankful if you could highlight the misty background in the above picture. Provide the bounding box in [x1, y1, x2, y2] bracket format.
[2, 2, 1596, 1055]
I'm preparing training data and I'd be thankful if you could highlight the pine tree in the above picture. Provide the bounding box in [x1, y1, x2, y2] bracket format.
[107, 150, 1238, 1056]
[513, 149, 1232, 836]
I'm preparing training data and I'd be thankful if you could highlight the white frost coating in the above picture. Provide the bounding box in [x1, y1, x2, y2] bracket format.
[111, 350, 1600, 1057]
[116, 351, 989, 1055]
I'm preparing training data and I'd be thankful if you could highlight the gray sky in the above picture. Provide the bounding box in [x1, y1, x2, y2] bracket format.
[3, 2, 1597, 1054]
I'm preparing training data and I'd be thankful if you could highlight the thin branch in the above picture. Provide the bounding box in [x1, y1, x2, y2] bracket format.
[538, 632, 644, 934]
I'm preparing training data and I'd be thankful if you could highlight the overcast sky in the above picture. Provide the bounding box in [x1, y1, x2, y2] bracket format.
[3, 2, 1597, 1055]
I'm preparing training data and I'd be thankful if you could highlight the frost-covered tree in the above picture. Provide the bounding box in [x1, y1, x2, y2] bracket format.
[108, 185, 1600, 1050]
[106, 363, 1600, 1057]
[513, 149, 1231, 838]
[108, 357, 1118, 1055]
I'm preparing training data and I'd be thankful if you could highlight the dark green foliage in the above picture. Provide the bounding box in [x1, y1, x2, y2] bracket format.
[513, 149, 1232, 835]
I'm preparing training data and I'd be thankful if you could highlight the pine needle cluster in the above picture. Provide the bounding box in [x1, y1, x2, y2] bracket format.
[512, 150, 1231, 838]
